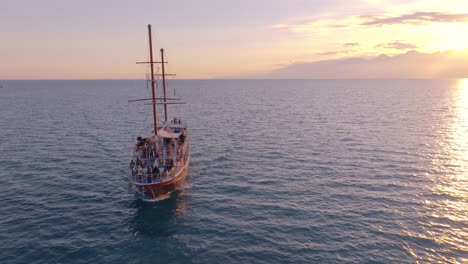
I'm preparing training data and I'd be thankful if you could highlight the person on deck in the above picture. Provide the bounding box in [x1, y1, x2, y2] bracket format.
[150, 143, 155, 158]
[154, 165, 159, 178]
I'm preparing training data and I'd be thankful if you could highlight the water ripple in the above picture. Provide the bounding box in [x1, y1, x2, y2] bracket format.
[0, 80, 466, 263]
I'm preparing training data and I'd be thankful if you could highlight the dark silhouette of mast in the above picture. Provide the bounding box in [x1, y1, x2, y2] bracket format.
[160, 48, 168, 122]
[135, 25, 177, 128]
[148, 24, 158, 135]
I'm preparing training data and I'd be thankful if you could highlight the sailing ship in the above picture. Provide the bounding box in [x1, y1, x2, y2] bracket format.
[128, 24, 190, 201]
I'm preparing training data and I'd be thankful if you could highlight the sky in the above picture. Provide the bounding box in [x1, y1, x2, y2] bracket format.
[1, 0, 468, 79]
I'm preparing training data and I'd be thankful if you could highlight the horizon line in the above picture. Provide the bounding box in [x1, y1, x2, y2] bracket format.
[2, 78, 467, 81]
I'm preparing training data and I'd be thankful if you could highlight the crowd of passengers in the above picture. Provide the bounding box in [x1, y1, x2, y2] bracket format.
[129, 136, 182, 180]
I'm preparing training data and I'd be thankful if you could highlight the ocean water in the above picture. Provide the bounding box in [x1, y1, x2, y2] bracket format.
[0, 79, 466, 263]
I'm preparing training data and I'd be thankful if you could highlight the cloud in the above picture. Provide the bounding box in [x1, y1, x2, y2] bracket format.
[344, 42, 359, 47]
[272, 11, 468, 33]
[375, 41, 418, 50]
[251, 50, 468, 79]
[315, 49, 354, 56]
[361, 12, 468, 26]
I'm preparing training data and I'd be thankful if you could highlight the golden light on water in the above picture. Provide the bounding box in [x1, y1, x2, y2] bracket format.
[419, 79, 468, 263]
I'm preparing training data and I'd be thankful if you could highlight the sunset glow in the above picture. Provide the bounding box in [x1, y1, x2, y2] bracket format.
[2, 0, 468, 79]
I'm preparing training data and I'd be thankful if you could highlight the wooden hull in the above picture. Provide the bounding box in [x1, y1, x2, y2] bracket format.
[143, 164, 189, 200]
[132, 152, 190, 202]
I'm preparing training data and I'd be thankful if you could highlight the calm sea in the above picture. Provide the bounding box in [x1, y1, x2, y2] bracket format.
[0, 80, 466, 263]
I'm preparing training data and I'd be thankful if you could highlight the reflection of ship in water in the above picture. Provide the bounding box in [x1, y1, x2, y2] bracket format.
[129, 190, 188, 238]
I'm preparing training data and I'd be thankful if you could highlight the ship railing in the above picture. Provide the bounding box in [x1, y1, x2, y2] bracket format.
[174, 165, 183, 176]
[130, 171, 175, 185]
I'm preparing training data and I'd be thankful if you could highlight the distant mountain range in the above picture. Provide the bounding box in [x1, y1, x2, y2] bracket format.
[250, 50, 468, 79]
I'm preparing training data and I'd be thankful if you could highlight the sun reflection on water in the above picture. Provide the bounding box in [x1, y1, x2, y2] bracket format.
[413, 79, 468, 263]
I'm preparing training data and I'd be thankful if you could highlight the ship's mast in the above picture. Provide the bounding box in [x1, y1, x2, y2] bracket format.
[160, 48, 168, 122]
[147, 24, 158, 135]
